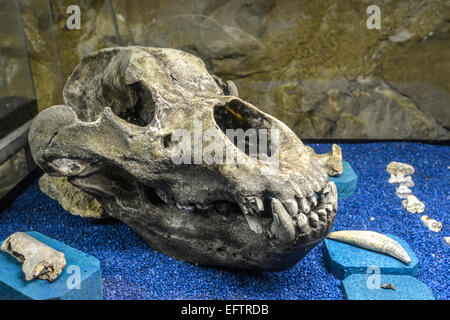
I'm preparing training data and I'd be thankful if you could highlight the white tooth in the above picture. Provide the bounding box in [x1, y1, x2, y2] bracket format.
[176, 202, 194, 211]
[241, 197, 264, 234]
[325, 204, 333, 213]
[285, 199, 299, 217]
[296, 213, 309, 233]
[312, 181, 321, 193]
[270, 198, 296, 242]
[309, 212, 319, 227]
[322, 185, 330, 194]
[329, 182, 338, 210]
[243, 196, 264, 213]
[317, 209, 327, 221]
[300, 197, 311, 214]
[327, 230, 411, 264]
[294, 186, 304, 199]
[308, 195, 318, 208]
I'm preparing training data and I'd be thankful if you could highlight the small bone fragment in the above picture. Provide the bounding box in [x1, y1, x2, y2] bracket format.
[421, 216, 442, 232]
[444, 237, 450, 245]
[1, 232, 66, 282]
[386, 162, 415, 176]
[388, 174, 414, 187]
[395, 185, 413, 199]
[327, 230, 411, 264]
[380, 283, 396, 291]
[402, 195, 425, 213]
[306, 144, 343, 176]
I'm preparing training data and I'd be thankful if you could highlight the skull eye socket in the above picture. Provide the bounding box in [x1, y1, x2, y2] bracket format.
[213, 99, 272, 157]
[113, 83, 156, 127]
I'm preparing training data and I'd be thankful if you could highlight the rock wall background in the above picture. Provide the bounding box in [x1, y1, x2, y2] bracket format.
[6, 0, 450, 139]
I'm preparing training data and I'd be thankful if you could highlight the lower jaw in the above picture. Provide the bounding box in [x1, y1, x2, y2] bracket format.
[100, 194, 336, 271]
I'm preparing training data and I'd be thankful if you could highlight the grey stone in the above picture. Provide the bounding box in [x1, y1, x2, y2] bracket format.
[39, 173, 107, 219]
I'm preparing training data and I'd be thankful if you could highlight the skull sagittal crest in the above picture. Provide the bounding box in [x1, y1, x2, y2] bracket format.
[29, 47, 337, 271]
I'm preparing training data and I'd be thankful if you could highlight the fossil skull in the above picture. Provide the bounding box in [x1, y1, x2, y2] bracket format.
[29, 47, 337, 271]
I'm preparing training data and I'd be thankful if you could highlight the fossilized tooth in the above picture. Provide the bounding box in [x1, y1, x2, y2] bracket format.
[395, 184, 413, 199]
[1, 232, 66, 282]
[421, 215, 442, 232]
[386, 161, 415, 176]
[270, 198, 296, 242]
[327, 230, 412, 264]
[316, 209, 327, 222]
[305, 144, 343, 176]
[296, 213, 310, 233]
[284, 199, 298, 217]
[309, 212, 320, 227]
[299, 197, 311, 214]
[388, 174, 414, 187]
[402, 194, 425, 214]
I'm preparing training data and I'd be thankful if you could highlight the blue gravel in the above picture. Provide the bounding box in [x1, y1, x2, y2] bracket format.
[0, 142, 448, 300]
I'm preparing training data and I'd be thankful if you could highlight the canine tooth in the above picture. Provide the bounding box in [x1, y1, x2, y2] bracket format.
[270, 198, 296, 242]
[317, 209, 327, 221]
[284, 199, 298, 217]
[327, 230, 412, 264]
[322, 185, 330, 194]
[309, 212, 320, 227]
[324, 204, 333, 213]
[299, 197, 311, 214]
[296, 213, 309, 233]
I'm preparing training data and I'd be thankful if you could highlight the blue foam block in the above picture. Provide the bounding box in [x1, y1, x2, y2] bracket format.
[0, 231, 102, 300]
[322, 234, 418, 280]
[342, 274, 435, 300]
[329, 161, 357, 199]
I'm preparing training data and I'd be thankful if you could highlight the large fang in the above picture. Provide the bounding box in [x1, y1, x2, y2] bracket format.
[327, 230, 411, 264]
[270, 198, 296, 242]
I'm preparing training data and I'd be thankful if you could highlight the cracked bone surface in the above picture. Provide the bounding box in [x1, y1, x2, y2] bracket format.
[29, 46, 337, 271]
[305, 144, 343, 176]
[1, 232, 66, 282]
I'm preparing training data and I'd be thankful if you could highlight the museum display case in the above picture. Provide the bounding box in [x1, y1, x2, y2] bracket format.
[0, 0, 448, 303]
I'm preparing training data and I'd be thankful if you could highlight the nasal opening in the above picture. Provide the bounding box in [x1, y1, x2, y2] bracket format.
[213, 99, 273, 157]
